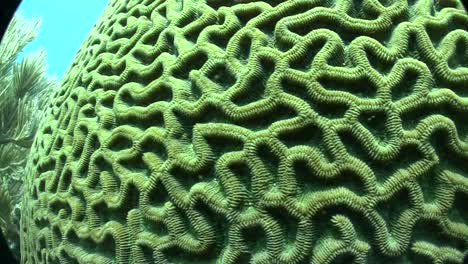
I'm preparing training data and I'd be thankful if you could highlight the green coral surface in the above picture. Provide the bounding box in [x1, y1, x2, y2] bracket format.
[21, 0, 468, 263]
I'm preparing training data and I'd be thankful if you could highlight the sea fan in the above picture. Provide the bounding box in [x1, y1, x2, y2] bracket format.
[0, 13, 58, 260]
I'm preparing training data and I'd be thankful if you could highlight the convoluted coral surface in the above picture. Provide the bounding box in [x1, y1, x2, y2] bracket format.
[21, 0, 468, 263]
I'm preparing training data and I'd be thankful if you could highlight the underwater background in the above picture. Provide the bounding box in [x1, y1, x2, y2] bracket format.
[17, 0, 109, 78]
[0, 0, 468, 263]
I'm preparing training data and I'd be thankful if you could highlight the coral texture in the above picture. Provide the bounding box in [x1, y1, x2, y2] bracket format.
[21, 0, 468, 263]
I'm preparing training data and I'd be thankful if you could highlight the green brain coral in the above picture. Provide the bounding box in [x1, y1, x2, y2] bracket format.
[20, 0, 468, 263]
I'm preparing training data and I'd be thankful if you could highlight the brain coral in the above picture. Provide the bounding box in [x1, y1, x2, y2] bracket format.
[20, 0, 468, 263]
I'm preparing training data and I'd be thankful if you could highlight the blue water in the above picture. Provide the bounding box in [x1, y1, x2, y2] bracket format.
[17, 0, 109, 79]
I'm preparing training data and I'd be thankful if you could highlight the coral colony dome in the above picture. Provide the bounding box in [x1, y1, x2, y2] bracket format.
[0, 0, 467, 263]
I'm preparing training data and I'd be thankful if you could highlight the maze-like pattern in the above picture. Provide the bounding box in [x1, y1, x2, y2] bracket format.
[21, 0, 468, 263]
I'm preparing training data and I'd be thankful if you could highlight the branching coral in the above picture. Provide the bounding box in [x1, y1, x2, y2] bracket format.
[21, 0, 468, 263]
